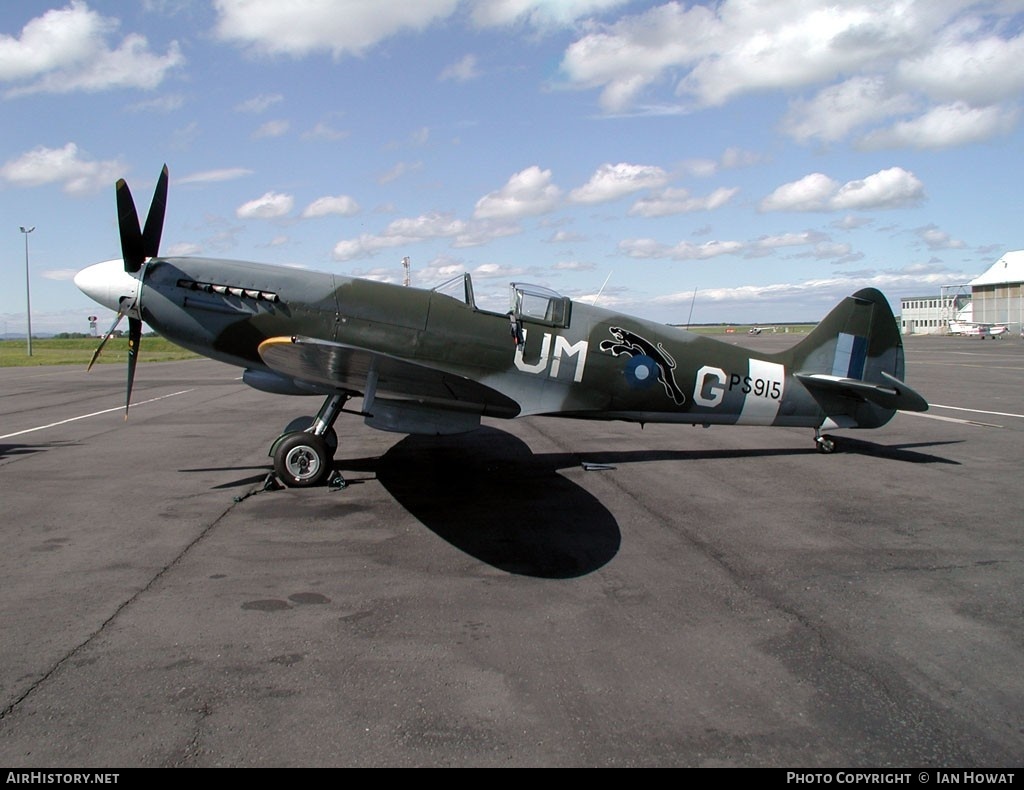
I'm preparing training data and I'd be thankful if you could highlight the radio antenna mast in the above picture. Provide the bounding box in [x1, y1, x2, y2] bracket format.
[685, 286, 698, 328]
[592, 271, 612, 305]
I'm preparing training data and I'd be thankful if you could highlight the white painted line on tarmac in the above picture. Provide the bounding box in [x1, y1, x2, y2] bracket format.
[900, 411, 1002, 429]
[0, 389, 195, 440]
[929, 403, 1024, 420]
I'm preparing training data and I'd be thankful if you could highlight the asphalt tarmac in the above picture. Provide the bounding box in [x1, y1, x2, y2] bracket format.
[0, 334, 1021, 767]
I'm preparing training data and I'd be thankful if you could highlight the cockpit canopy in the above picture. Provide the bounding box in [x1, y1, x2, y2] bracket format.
[431, 274, 572, 328]
[510, 282, 571, 328]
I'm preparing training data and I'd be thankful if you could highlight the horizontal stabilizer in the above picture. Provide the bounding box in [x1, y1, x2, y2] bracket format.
[795, 370, 928, 413]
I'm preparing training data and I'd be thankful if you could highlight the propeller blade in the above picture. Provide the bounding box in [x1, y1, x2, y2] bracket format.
[111, 165, 165, 414]
[125, 317, 142, 419]
[142, 164, 168, 259]
[116, 179, 145, 273]
[86, 307, 127, 372]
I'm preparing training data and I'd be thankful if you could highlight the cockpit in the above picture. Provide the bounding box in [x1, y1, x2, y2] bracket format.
[431, 274, 572, 328]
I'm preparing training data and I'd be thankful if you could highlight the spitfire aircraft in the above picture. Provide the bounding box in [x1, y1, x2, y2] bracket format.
[75, 166, 929, 487]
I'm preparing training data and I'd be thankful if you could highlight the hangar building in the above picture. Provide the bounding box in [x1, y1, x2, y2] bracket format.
[900, 250, 1023, 335]
[969, 250, 1024, 332]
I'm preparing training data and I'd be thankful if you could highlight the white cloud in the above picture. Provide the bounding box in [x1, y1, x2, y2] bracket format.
[897, 29, 1024, 105]
[0, 2, 183, 96]
[552, 260, 595, 271]
[0, 143, 122, 194]
[332, 209, 521, 260]
[651, 267, 977, 313]
[676, 1, 909, 107]
[834, 214, 873, 231]
[302, 122, 349, 141]
[414, 257, 467, 284]
[252, 119, 290, 139]
[808, 242, 855, 260]
[629, 186, 738, 217]
[127, 93, 185, 113]
[560, 1, 947, 111]
[470, 0, 630, 28]
[439, 54, 481, 82]
[214, 0, 460, 57]
[178, 168, 253, 184]
[410, 127, 431, 146]
[470, 262, 527, 279]
[759, 172, 840, 212]
[782, 76, 917, 144]
[558, 0, 1024, 151]
[678, 158, 719, 178]
[454, 222, 522, 248]
[760, 167, 924, 212]
[619, 238, 744, 260]
[680, 148, 762, 178]
[753, 231, 828, 251]
[830, 167, 925, 210]
[858, 102, 1018, 149]
[166, 242, 203, 256]
[569, 163, 668, 204]
[720, 147, 762, 170]
[235, 93, 283, 113]
[548, 230, 586, 244]
[302, 195, 360, 218]
[914, 224, 966, 250]
[378, 161, 423, 184]
[41, 269, 79, 281]
[236, 191, 294, 219]
[474, 166, 561, 219]
[333, 212, 469, 260]
[560, 2, 718, 112]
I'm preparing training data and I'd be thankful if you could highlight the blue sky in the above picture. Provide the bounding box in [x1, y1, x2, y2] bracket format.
[3, 0, 1023, 334]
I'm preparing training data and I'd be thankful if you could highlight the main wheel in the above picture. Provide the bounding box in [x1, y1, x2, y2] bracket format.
[283, 416, 338, 457]
[274, 432, 331, 487]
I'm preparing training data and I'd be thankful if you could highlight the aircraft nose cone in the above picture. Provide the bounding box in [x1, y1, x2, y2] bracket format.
[75, 259, 141, 313]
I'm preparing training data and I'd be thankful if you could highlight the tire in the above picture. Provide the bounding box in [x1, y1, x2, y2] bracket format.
[274, 432, 331, 487]
[283, 416, 338, 457]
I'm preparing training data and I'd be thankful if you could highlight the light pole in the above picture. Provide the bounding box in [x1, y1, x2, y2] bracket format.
[20, 226, 35, 356]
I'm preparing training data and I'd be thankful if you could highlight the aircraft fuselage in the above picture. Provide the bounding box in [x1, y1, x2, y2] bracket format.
[91, 255, 894, 432]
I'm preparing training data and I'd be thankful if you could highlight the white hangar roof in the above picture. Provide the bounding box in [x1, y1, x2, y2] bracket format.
[970, 250, 1024, 286]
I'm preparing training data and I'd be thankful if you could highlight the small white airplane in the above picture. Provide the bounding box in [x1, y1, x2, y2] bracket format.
[948, 320, 1009, 338]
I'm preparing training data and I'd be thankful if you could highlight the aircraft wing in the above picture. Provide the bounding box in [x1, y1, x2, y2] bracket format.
[258, 335, 521, 418]
[795, 370, 928, 412]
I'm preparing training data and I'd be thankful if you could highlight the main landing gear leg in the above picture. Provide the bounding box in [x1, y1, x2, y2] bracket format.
[271, 394, 350, 488]
[814, 428, 837, 454]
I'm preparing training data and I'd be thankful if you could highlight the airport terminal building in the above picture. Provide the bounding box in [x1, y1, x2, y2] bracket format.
[900, 293, 967, 334]
[900, 249, 1024, 335]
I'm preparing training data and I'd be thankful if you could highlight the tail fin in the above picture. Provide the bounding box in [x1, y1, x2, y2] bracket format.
[784, 288, 928, 429]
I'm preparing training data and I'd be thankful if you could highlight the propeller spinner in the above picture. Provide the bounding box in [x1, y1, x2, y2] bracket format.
[80, 165, 169, 417]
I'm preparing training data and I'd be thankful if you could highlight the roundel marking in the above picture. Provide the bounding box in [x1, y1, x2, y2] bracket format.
[624, 355, 659, 389]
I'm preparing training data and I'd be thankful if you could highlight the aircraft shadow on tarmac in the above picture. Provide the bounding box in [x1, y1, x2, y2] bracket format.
[371, 427, 621, 579]
[821, 437, 962, 464]
[0, 441, 74, 460]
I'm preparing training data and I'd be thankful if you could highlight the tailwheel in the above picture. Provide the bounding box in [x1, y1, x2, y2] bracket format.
[274, 432, 331, 487]
[815, 433, 838, 454]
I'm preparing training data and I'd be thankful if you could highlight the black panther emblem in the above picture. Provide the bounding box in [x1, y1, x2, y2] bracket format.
[599, 327, 686, 405]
